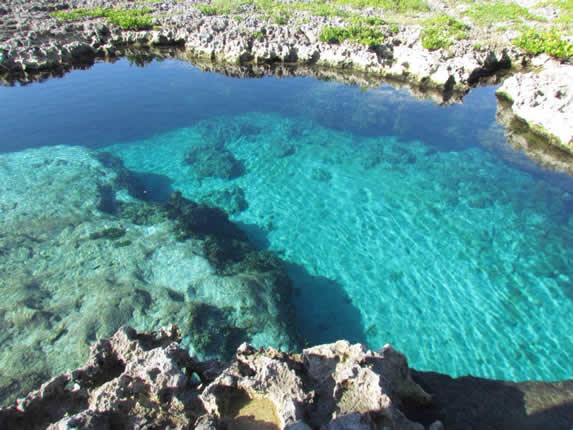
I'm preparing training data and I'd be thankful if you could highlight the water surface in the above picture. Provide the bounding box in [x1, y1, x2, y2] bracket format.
[1, 59, 572, 386]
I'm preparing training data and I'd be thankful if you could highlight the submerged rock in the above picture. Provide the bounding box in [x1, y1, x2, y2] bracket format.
[184, 143, 246, 180]
[0, 326, 440, 430]
[0, 145, 298, 405]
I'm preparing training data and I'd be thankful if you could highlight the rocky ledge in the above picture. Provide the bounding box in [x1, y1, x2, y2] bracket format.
[497, 60, 573, 152]
[1, 326, 573, 430]
[0, 0, 572, 155]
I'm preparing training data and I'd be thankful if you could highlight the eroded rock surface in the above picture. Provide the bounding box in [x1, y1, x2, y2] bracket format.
[497, 56, 573, 154]
[0, 326, 440, 430]
[1, 0, 572, 153]
[3, 326, 573, 429]
[0, 0, 516, 93]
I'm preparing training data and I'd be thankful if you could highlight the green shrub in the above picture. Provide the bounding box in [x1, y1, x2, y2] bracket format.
[196, 0, 252, 15]
[288, 1, 349, 17]
[349, 15, 386, 26]
[51, 7, 152, 30]
[333, 0, 429, 12]
[196, 5, 222, 15]
[320, 24, 385, 48]
[320, 26, 350, 43]
[514, 28, 573, 59]
[271, 9, 291, 24]
[106, 9, 153, 30]
[51, 7, 107, 21]
[421, 15, 469, 50]
[464, 1, 544, 25]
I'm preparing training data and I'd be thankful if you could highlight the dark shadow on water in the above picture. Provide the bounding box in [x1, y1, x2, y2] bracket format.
[234, 222, 366, 347]
[405, 371, 573, 430]
[129, 171, 174, 203]
[285, 263, 366, 347]
[234, 221, 271, 250]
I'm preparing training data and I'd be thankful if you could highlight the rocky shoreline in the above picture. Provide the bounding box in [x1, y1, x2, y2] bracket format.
[0, 0, 572, 159]
[1, 326, 572, 430]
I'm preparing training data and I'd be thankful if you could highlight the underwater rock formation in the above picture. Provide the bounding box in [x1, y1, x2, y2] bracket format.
[184, 143, 246, 180]
[200, 186, 249, 215]
[0, 145, 298, 406]
[0, 326, 439, 430]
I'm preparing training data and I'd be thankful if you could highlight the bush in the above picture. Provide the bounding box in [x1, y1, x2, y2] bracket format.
[514, 28, 573, 59]
[51, 7, 152, 30]
[464, 1, 544, 25]
[320, 24, 385, 48]
[421, 15, 469, 50]
[333, 0, 429, 13]
[105, 9, 153, 30]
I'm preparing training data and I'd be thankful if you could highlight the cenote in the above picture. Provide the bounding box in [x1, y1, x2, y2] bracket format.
[1, 58, 572, 402]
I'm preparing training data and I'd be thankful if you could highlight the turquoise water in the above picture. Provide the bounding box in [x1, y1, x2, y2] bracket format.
[1, 59, 572, 387]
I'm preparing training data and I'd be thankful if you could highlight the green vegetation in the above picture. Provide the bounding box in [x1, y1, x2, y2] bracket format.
[106, 9, 153, 29]
[421, 15, 469, 50]
[540, 0, 573, 26]
[196, 5, 224, 15]
[464, 1, 544, 25]
[280, 1, 350, 17]
[252, 30, 266, 39]
[349, 15, 387, 25]
[389, 23, 400, 34]
[51, 7, 107, 21]
[320, 24, 385, 48]
[271, 9, 290, 24]
[195, 0, 427, 20]
[51, 7, 153, 30]
[513, 28, 573, 58]
[333, 0, 429, 12]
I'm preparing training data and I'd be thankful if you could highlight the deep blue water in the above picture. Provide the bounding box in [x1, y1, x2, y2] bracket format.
[1, 59, 572, 383]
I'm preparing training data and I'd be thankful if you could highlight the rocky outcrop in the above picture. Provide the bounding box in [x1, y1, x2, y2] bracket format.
[0, 0, 516, 93]
[3, 326, 573, 429]
[1, 0, 571, 153]
[497, 56, 573, 155]
[495, 89, 573, 177]
[0, 326, 440, 430]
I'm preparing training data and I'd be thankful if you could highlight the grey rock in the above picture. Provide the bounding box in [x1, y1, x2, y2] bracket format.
[497, 57, 573, 153]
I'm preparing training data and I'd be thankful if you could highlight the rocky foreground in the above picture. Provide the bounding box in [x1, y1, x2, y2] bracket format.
[1, 326, 572, 430]
[0, 0, 572, 158]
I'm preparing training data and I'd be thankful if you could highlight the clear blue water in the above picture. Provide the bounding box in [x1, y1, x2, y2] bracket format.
[1, 59, 573, 383]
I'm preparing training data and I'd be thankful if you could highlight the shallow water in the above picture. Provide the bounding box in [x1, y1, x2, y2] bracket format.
[1, 59, 572, 386]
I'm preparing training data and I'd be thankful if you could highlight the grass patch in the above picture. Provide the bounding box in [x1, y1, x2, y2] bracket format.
[320, 11, 387, 47]
[513, 27, 573, 58]
[333, 0, 429, 12]
[283, 1, 350, 17]
[421, 14, 469, 50]
[464, 1, 545, 25]
[195, 0, 347, 18]
[320, 24, 385, 48]
[348, 15, 387, 25]
[51, 7, 107, 21]
[252, 30, 265, 39]
[540, 0, 573, 26]
[51, 7, 153, 30]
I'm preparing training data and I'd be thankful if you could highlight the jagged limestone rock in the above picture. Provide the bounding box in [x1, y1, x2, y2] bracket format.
[1, 326, 440, 429]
